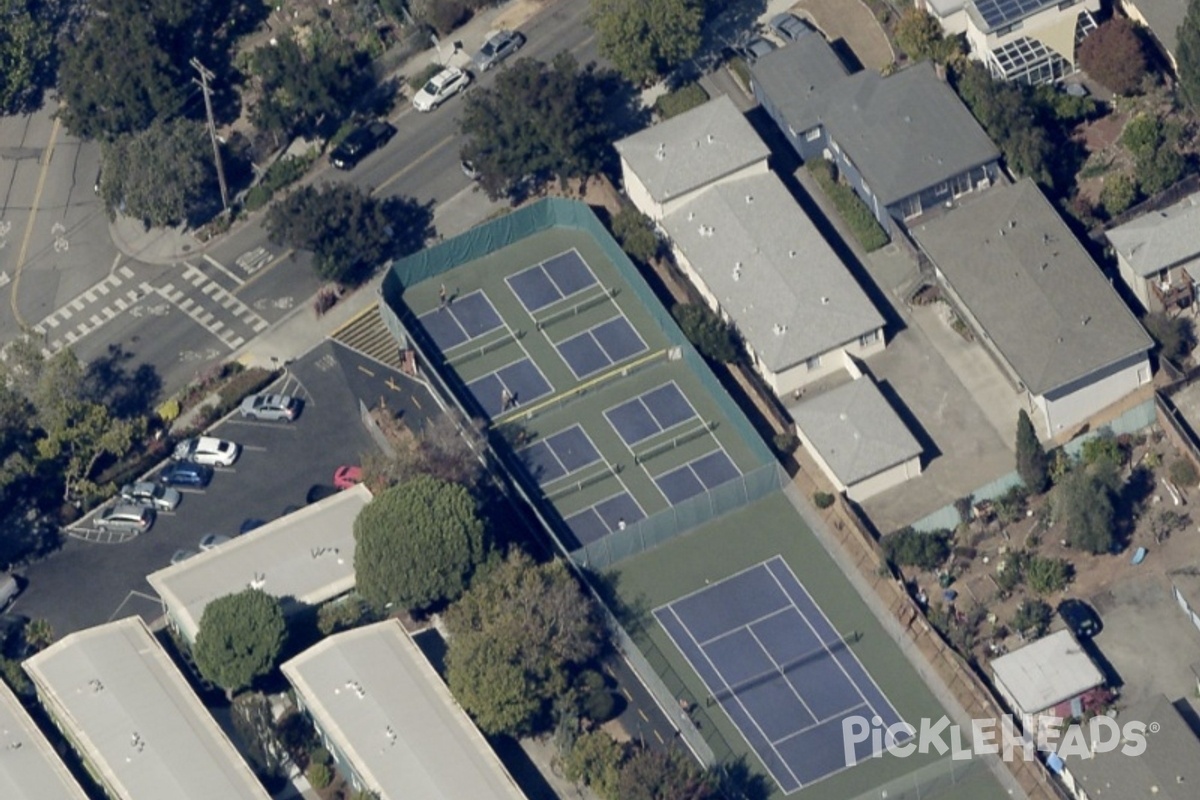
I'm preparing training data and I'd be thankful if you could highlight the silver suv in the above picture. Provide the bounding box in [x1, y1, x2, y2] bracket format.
[238, 393, 299, 422]
[96, 504, 155, 534]
[120, 481, 182, 511]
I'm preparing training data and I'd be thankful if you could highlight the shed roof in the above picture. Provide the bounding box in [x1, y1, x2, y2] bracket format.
[662, 172, 884, 370]
[613, 95, 769, 204]
[912, 179, 1152, 396]
[147, 483, 371, 644]
[282, 620, 526, 800]
[0, 679, 90, 800]
[788, 377, 921, 485]
[1106, 191, 1200, 277]
[22, 617, 269, 800]
[990, 629, 1104, 714]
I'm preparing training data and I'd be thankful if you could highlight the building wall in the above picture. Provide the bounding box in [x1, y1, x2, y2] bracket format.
[1036, 351, 1152, 437]
[295, 693, 371, 795]
[1119, 0, 1178, 71]
[846, 455, 923, 502]
[620, 157, 770, 223]
[794, 426, 848, 494]
[920, 0, 969, 36]
[886, 162, 1000, 224]
[1116, 255, 1156, 312]
[751, 81, 826, 164]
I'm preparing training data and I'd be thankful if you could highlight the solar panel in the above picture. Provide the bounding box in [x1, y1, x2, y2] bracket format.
[972, 0, 1057, 31]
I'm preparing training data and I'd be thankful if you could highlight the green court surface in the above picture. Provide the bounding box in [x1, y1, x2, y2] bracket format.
[610, 491, 1011, 800]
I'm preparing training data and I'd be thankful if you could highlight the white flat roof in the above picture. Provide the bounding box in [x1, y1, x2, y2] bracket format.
[0, 678, 90, 800]
[22, 617, 269, 800]
[147, 483, 371, 643]
[990, 629, 1104, 714]
[282, 620, 526, 800]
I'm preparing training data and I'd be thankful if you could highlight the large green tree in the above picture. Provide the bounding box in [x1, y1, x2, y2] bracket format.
[353, 475, 486, 612]
[459, 52, 612, 201]
[100, 118, 217, 227]
[249, 33, 371, 141]
[1015, 409, 1049, 493]
[1054, 467, 1116, 554]
[445, 551, 605, 735]
[1177, 0, 1200, 112]
[590, 0, 705, 84]
[615, 747, 714, 800]
[265, 184, 431, 286]
[193, 588, 287, 697]
[0, 0, 54, 114]
[895, 7, 961, 64]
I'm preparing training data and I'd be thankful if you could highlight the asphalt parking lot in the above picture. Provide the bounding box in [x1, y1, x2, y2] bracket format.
[12, 340, 436, 635]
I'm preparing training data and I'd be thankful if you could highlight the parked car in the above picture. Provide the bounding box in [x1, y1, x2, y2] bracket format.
[160, 462, 214, 488]
[119, 481, 182, 511]
[473, 29, 526, 72]
[170, 549, 197, 566]
[461, 159, 480, 180]
[729, 36, 776, 64]
[769, 12, 814, 42]
[96, 504, 155, 534]
[329, 121, 396, 170]
[238, 393, 300, 422]
[0, 575, 19, 611]
[334, 465, 363, 490]
[1058, 598, 1101, 639]
[173, 436, 240, 466]
[198, 533, 232, 552]
[240, 518, 267, 535]
[412, 66, 471, 112]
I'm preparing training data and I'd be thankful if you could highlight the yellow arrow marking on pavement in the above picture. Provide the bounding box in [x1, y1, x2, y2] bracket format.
[10, 116, 62, 328]
[385, 377, 401, 392]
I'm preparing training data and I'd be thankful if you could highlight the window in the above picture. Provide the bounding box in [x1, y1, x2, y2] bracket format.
[934, 181, 950, 196]
[805, 128, 821, 142]
[859, 330, 879, 347]
[806, 355, 822, 371]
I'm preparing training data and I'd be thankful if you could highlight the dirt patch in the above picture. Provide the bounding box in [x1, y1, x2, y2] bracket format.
[794, 0, 895, 71]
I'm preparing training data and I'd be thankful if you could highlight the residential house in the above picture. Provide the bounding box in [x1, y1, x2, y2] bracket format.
[1058, 694, 1200, 799]
[1105, 191, 1200, 314]
[912, 178, 1153, 437]
[22, 617, 270, 800]
[613, 94, 769, 222]
[1120, 0, 1188, 72]
[789, 375, 923, 501]
[147, 483, 372, 645]
[924, 0, 1099, 84]
[0, 679, 90, 800]
[751, 38, 1001, 231]
[991, 629, 1107, 727]
[282, 620, 527, 800]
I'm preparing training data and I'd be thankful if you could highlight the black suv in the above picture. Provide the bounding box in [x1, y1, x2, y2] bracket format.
[1057, 598, 1101, 639]
[330, 121, 396, 170]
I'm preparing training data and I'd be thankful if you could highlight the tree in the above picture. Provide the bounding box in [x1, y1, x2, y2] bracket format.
[882, 528, 951, 571]
[564, 730, 625, 800]
[615, 747, 715, 800]
[265, 184, 431, 286]
[459, 52, 612, 201]
[249, 33, 371, 141]
[353, 476, 486, 612]
[896, 8, 961, 64]
[362, 409, 486, 491]
[611, 206, 660, 264]
[100, 118, 217, 227]
[1100, 173, 1137, 217]
[1143, 311, 1195, 364]
[445, 551, 605, 735]
[671, 303, 738, 363]
[1078, 17, 1147, 96]
[1179, 0, 1200, 112]
[1015, 409, 1049, 493]
[1025, 555, 1072, 595]
[590, 0, 705, 84]
[952, 62, 1057, 187]
[24, 618, 54, 652]
[0, 0, 54, 114]
[192, 589, 287, 696]
[1011, 598, 1052, 637]
[1054, 468, 1116, 554]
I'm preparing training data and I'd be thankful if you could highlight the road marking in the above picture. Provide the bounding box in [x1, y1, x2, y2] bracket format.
[9, 116, 62, 327]
[84, 289, 97, 303]
[233, 248, 294, 296]
[358, 365, 375, 377]
[71, 298, 84, 311]
[44, 316, 59, 328]
[373, 133, 456, 195]
[202, 253, 245, 286]
[118, 265, 134, 279]
[654, 730, 664, 744]
[386, 377, 401, 392]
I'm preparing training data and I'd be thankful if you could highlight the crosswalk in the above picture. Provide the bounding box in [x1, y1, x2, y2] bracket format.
[159, 263, 270, 350]
[34, 265, 138, 353]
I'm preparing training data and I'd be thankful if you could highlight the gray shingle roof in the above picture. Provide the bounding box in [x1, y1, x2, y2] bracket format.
[613, 95, 769, 204]
[788, 377, 921, 485]
[1106, 191, 1200, 277]
[753, 41, 999, 206]
[1065, 694, 1200, 798]
[750, 35, 850, 136]
[1126, 0, 1187, 58]
[0, 679, 90, 800]
[912, 179, 1152, 396]
[662, 172, 884, 370]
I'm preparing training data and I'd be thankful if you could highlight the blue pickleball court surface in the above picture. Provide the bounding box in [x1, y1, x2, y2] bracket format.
[506, 249, 599, 313]
[418, 290, 504, 351]
[654, 556, 907, 793]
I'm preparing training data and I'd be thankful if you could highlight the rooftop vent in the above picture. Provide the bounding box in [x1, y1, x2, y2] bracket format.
[773, 323, 788, 336]
[1008, 219, 1017, 229]
[1082, 316, 1091, 326]
[687, 211, 694, 221]
[89, 679, 104, 693]
[789, 250, 797, 259]
[745, 195, 754, 204]
[821, 297, 830, 305]
[655, 143, 665, 161]
[249, 572, 266, 590]
[706, 133, 714, 143]
[699, 225, 714, 237]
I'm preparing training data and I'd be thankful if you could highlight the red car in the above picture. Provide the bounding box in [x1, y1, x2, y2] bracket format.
[334, 465, 363, 490]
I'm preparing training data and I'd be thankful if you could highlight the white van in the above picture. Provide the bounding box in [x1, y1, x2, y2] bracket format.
[0, 574, 18, 609]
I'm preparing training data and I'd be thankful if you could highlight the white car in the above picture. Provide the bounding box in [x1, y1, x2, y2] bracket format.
[198, 533, 232, 552]
[412, 66, 471, 112]
[173, 436, 240, 467]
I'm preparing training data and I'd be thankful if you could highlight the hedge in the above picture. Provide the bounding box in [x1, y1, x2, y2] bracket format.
[654, 82, 709, 120]
[807, 160, 889, 252]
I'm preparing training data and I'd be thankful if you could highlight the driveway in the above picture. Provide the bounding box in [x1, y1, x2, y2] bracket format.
[11, 340, 436, 636]
[793, 0, 893, 71]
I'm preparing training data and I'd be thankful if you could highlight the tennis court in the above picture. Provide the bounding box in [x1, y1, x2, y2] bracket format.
[605, 382, 698, 446]
[418, 290, 504, 351]
[465, 358, 553, 417]
[564, 490, 647, 546]
[655, 556, 907, 793]
[506, 249, 599, 313]
[554, 314, 648, 379]
[652, 448, 742, 504]
[519, 424, 602, 486]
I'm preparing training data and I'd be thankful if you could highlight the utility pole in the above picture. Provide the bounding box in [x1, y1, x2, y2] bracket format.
[190, 58, 229, 213]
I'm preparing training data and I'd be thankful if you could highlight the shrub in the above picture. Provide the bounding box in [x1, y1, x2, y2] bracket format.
[244, 185, 272, 212]
[671, 303, 739, 363]
[262, 154, 311, 193]
[317, 597, 365, 636]
[610, 206, 659, 264]
[306, 761, 332, 790]
[1011, 599, 1053, 637]
[156, 398, 181, 423]
[1100, 173, 1137, 217]
[773, 431, 799, 454]
[216, 367, 277, 415]
[408, 63, 443, 91]
[1080, 433, 1123, 470]
[813, 491, 836, 509]
[1144, 312, 1195, 364]
[1025, 555, 1072, 595]
[576, 670, 617, 722]
[654, 81, 709, 119]
[1170, 458, 1199, 488]
[994, 551, 1025, 592]
[807, 160, 889, 251]
[882, 527, 951, 571]
[1078, 17, 1147, 95]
